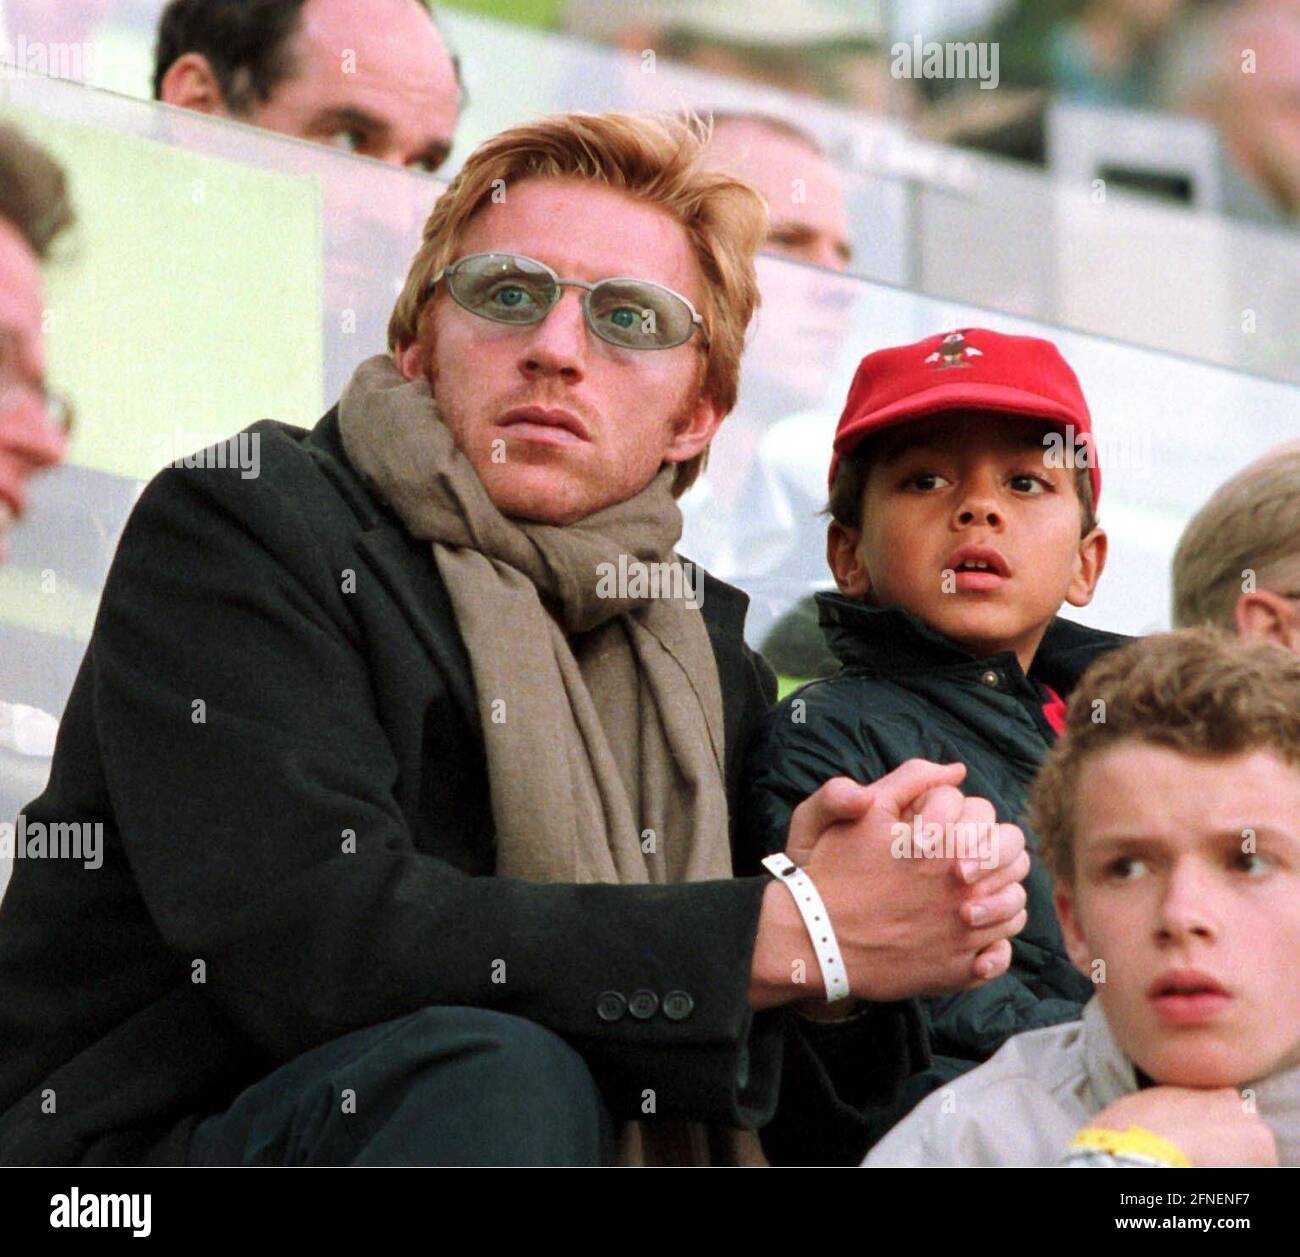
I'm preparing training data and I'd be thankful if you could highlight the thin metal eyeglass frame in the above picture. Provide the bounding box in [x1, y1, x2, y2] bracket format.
[427, 252, 711, 350]
[0, 330, 74, 436]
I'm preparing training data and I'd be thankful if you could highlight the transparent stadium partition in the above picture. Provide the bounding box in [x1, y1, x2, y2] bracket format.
[680, 258, 1299, 657]
[437, 8, 1299, 390]
[0, 73, 441, 858]
[1, 68, 1298, 885]
[4, 2, 1297, 385]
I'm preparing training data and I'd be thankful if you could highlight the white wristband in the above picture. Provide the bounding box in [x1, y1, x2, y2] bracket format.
[761, 853, 851, 1002]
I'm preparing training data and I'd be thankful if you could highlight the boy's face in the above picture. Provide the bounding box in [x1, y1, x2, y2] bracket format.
[1057, 741, 1300, 1088]
[827, 413, 1106, 673]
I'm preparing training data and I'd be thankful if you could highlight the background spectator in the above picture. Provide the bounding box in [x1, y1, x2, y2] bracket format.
[1160, 0, 1300, 222]
[563, 0, 904, 115]
[1171, 441, 1300, 650]
[0, 122, 74, 555]
[154, 0, 461, 171]
[704, 110, 853, 272]
[681, 112, 855, 627]
[154, 0, 465, 401]
[0, 121, 75, 832]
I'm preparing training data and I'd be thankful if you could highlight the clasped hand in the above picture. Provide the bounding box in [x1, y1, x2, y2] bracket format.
[781, 759, 1031, 1004]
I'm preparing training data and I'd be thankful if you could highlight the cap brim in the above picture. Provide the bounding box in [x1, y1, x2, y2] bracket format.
[828, 380, 1099, 502]
[834, 381, 1086, 455]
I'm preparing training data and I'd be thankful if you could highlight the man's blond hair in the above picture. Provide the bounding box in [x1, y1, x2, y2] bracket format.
[1172, 442, 1300, 630]
[388, 110, 767, 496]
[1029, 628, 1300, 884]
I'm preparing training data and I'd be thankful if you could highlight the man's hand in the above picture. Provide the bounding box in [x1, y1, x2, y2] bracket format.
[1085, 1087, 1278, 1167]
[750, 760, 1031, 1008]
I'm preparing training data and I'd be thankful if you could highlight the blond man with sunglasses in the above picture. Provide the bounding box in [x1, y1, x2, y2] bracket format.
[0, 113, 1028, 1167]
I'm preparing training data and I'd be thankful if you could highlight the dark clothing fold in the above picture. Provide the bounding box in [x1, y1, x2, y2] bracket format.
[0, 406, 787, 1165]
[741, 591, 1129, 1163]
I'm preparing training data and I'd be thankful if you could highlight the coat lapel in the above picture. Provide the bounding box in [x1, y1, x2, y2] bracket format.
[308, 404, 482, 722]
[354, 526, 480, 723]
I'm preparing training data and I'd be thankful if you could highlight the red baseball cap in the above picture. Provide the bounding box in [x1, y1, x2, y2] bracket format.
[829, 328, 1101, 506]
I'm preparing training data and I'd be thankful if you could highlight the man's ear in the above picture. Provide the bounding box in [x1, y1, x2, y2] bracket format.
[158, 53, 233, 116]
[395, 339, 427, 382]
[1065, 526, 1108, 609]
[1055, 882, 1094, 978]
[827, 520, 870, 597]
[1235, 590, 1300, 653]
[663, 395, 725, 465]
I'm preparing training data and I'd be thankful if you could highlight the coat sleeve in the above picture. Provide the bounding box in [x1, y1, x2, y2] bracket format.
[734, 682, 894, 870]
[84, 450, 782, 1128]
[739, 683, 1089, 1154]
[734, 687, 930, 1163]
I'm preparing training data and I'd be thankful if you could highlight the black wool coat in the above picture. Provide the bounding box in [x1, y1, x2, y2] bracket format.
[741, 592, 1130, 1161]
[0, 407, 806, 1165]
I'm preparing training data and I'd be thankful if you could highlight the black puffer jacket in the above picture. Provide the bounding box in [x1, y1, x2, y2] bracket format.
[741, 592, 1129, 1160]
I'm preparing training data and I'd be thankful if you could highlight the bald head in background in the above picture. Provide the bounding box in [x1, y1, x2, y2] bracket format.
[703, 113, 852, 273]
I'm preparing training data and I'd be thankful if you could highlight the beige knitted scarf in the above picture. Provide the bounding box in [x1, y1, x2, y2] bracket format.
[338, 354, 765, 1167]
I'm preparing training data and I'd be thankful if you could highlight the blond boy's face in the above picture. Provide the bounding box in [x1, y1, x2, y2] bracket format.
[827, 413, 1106, 673]
[1057, 741, 1300, 1087]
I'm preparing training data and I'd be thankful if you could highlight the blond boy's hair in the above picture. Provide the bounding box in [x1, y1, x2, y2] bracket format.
[1030, 628, 1300, 884]
[388, 111, 768, 497]
[1172, 442, 1300, 630]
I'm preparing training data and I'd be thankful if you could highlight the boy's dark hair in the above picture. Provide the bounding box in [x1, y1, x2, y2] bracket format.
[0, 123, 75, 260]
[152, 0, 445, 111]
[1029, 627, 1300, 885]
[826, 417, 1098, 537]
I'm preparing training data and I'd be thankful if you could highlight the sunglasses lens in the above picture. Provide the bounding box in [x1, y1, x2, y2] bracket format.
[587, 280, 694, 349]
[448, 254, 557, 324]
[440, 255, 702, 349]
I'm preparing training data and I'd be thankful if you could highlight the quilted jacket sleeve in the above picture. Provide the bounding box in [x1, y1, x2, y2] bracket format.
[735, 683, 929, 1163]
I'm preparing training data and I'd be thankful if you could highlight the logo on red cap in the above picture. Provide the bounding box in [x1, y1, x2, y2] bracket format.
[828, 326, 1101, 508]
[924, 331, 985, 370]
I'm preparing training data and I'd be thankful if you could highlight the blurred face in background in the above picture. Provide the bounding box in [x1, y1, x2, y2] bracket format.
[1213, 3, 1300, 216]
[0, 218, 66, 556]
[706, 118, 851, 272]
[159, 0, 459, 173]
[703, 118, 856, 421]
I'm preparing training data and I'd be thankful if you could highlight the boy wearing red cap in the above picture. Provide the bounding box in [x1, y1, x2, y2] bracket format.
[744, 328, 1124, 1164]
